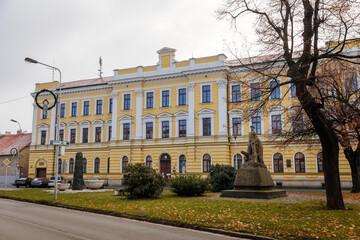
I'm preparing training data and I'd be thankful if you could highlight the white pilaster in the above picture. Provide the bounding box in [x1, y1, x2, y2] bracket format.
[135, 89, 143, 139]
[49, 101, 56, 141]
[111, 92, 118, 141]
[31, 103, 38, 145]
[217, 79, 228, 136]
[187, 83, 195, 137]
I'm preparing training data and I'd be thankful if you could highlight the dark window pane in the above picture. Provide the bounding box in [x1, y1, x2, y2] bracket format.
[96, 99, 103, 114]
[123, 123, 130, 140]
[109, 98, 113, 113]
[95, 127, 101, 142]
[271, 115, 282, 134]
[146, 122, 153, 139]
[178, 88, 186, 105]
[202, 85, 211, 103]
[250, 83, 261, 101]
[273, 153, 284, 173]
[124, 94, 131, 110]
[70, 129, 76, 143]
[203, 118, 211, 136]
[146, 92, 154, 108]
[108, 126, 112, 141]
[232, 85, 241, 102]
[71, 102, 77, 117]
[232, 118, 241, 136]
[83, 101, 90, 116]
[82, 128, 89, 143]
[94, 157, 100, 173]
[59, 129, 64, 141]
[41, 130, 46, 145]
[162, 90, 169, 107]
[60, 103, 65, 118]
[179, 120, 186, 137]
[270, 81, 281, 99]
[162, 121, 169, 138]
[203, 154, 211, 173]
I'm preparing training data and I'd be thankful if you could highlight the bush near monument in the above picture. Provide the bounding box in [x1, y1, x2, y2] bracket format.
[122, 163, 166, 199]
[210, 164, 236, 192]
[170, 174, 210, 196]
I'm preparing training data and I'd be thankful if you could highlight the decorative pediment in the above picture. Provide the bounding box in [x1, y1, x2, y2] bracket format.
[197, 108, 216, 115]
[119, 114, 133, 120]
[59, 122, 66, 128]
[157, 112, 173, 118]
[68, 121, 78, 127]
[80, 120, 91, 126]
[228, 109, 244, 115]
[37, 123, 49, 128]
[105, 119, 112, 125]
[157, 47, 176, 54]
[92, 119, 104, 125]
[174, 110, 188, 117]
[267, 105, 284, 113]
[142, 113, 156, 119]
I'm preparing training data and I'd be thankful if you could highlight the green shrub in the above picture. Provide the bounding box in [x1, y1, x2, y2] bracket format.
[210, 164, 236, 192]
[122, 163, 166, 199]
[170, 174, 209, 196]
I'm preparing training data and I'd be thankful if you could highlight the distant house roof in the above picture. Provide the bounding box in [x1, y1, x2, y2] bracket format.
[0, 133, 32, 156]
[61, 76, 113, 89]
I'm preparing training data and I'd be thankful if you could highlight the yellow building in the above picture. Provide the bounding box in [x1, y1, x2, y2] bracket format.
[28, 47, 355, 187]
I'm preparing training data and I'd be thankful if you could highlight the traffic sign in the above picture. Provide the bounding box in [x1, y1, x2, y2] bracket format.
[50, 140, 70, 146]
[3, 159, 11, 166]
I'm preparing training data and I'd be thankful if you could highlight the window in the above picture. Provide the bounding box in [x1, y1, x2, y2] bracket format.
[71, 102, 77, 117]
[146, 122, 153, 139]
[251, 116, 261, 135]
[203, 154, 211, 173]
[250, 83, 261, 101]
[179, 120, 186, 137]
[271, 115, 282, 134]
[83, 101, 90, 116]
[95, 127, 101, 142]
[108, 126, 112, 141]
[146, 156, 152, 168]
[41, 130, 47, 145]
[162, 121, 169, 138]
[203, 118, 211, 136]
[295, 152, 306, 173]
[122, 156, 129, 173]
[202, 85, 211, 103]
[96, 99, 103, 114]
[178, 88, 186, 106]
[270, 81, 280, 99]
[68, 158, 74, 173]
[232, 118, 241, 136]
[107, 157, 110, 173]
[94, 157, 100, 173]
[162, 90, 169, 107]
[42, 108, 48, 119]
[179, 155, 186, 173]
[58, 158, 62, 173]
[124, 94, 131, 110]
[82, 127, 89, 143]
[146, 92, 154, 109]
[290, 83, 296, 98]
[232, 85, 241, 102]
[123, 123, 130, 140]
[292, 115, 304, 133]
[345, 71, 358, 92]
[234, 154, 242, 170]
[273, 153, 284, 173]
[59, 129, 64, 141]
[109, 98, 113, 113]
[317, 152, 323, 173]
[83, 158, 87, 173]
[60, 103, 65, 118]
[70, 129, 76, 144]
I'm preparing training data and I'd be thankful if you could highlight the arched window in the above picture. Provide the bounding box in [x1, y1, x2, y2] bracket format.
[58, 158, 62, 173]
[107, 157, 110, 173]
[69, 158, 74, 173]
[83, 158, 87, 173]
[202, 154, 211, 173]
[146, 156, 152, 168]
[122, 156, 129, 173]
[233, 154, 242, 170]
[317, 152, 323, 173]
[179, 154, 186, 173]
[94, 157, 100, 173]
[294, 152, 305, 173]
[273, 153, 284, 173]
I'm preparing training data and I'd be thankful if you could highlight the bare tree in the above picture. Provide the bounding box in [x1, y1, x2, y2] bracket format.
[219, 0, 360, 209]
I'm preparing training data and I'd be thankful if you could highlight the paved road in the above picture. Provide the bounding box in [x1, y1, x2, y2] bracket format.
[0, 198, 246, 240]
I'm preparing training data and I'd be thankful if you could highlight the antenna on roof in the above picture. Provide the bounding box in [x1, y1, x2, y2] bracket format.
[98, 56, 103, 79]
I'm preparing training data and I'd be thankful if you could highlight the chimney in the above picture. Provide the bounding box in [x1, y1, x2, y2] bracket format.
[5, 131, 11, 135]
[17, 130, 22, 135]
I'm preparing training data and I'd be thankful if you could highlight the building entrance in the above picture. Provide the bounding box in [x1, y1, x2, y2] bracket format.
[36, 168, 46, 178]
[160, 154, 171, 178]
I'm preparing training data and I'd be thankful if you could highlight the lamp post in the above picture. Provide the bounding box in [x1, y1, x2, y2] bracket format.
[25, 57, 62, 201]
[10, 119, 21, 179]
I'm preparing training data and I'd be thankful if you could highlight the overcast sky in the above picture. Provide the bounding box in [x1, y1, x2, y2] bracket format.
[0, 0, 252, 135]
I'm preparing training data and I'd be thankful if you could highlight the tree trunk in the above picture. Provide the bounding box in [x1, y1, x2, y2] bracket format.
[344, 145, 360, 193]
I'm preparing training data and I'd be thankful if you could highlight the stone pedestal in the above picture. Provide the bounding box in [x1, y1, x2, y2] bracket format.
[221, 166, 286, 199]
[72, 152, 84, 190]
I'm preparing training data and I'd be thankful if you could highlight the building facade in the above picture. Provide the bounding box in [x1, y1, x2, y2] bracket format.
[28, 47, 357, 187]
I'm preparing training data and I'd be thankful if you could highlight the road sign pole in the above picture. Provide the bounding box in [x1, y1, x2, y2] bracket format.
[5, 166, 7, 191]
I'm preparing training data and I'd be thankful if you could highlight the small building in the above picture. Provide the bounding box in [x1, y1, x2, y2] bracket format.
[0, 132, 32, 185]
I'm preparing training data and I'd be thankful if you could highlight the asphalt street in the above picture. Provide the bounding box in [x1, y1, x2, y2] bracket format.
[0, 198, 246, 240]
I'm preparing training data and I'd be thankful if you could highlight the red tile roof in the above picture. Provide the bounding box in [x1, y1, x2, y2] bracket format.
[0, 133, 32, 155]
[61, 76, 113, 89]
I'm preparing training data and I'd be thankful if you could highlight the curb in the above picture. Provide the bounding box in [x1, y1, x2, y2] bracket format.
[0, 196, 276, 240]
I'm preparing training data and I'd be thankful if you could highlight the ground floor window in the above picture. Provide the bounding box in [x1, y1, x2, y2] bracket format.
[202, 154, 211, 173]
[233, 154, 242, 170]
[94, 157, 100, 173]
[69, 158, 74, 173]
[146, 156, 152, 168]
[122, 156, 129, 173]
[295, 152, 306, 173]
[273, 153, 284, 173]
[83, 158, 87, 173]
[179, 154, 186, 173]
[317, 152, 323, 173]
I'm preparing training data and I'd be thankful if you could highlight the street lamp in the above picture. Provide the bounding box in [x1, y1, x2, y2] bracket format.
[25, 57, 62, 201]
[10, 119, 21, 179]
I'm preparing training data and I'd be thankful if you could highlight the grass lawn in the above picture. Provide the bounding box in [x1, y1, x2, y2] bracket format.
[0, 189, 359, 240]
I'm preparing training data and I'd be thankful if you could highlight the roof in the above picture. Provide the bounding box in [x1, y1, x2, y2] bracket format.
[0, 133, 32, 156]
[60, 76, 113, 89]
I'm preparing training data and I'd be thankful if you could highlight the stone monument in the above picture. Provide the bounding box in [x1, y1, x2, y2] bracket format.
[221, 126, 286, 199]
[72, 152, 85, 190]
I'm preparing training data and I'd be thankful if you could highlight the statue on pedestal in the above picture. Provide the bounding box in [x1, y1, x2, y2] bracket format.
[241, 126, 266, 168]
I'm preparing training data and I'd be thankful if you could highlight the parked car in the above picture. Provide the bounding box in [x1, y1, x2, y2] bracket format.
[15, 178, 33, 188]
[30, 178, 49, 188]
[48, 176, 65, 187]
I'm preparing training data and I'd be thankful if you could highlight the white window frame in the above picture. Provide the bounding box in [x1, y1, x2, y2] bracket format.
[59, 123, 66, 141]
[249, 108, 264, 135]
[38, 124, 49, 145]
[120, 119, 132, 140]
[82, 100, 91, 116]
[201, 153, 211, 173]
[176, 87, 187, 106]
[122, 92, 132, 111]
[92, 120, 103, 143]
[105, 119, 112, 142]
[200, 83, 212, 104]
[249, 80, 261, 102]
[93, 157, 101, 173]
[268, 106, 284, 134]
[142, 115, 156, 140]
[94, 98, 104, 115]
[178, 154, 187, 173]
[144, 90, 155, 110]
[108, 97, 113, 114]
[160, 89, 171, 108]
[272, 152, 284, 173]
[121, 155, 129, 173]
[293, 151, 307, 173]
[79, 121, 90, 143]
[198, 112, 214, 137]
[159, 117, 172, 139]
[230, 83, 242, 103]
[228, 109, 244, 136]
[70, 101, 78, 117]
[269, 79, 282, 100]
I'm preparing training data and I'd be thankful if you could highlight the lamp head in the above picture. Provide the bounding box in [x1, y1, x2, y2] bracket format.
[10, 119, 18, 123]
[24, 57, 38, 64]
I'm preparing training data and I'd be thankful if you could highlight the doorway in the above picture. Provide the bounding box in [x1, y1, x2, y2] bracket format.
[36, 168, 46, 178]
[160, 153, 171, 178]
